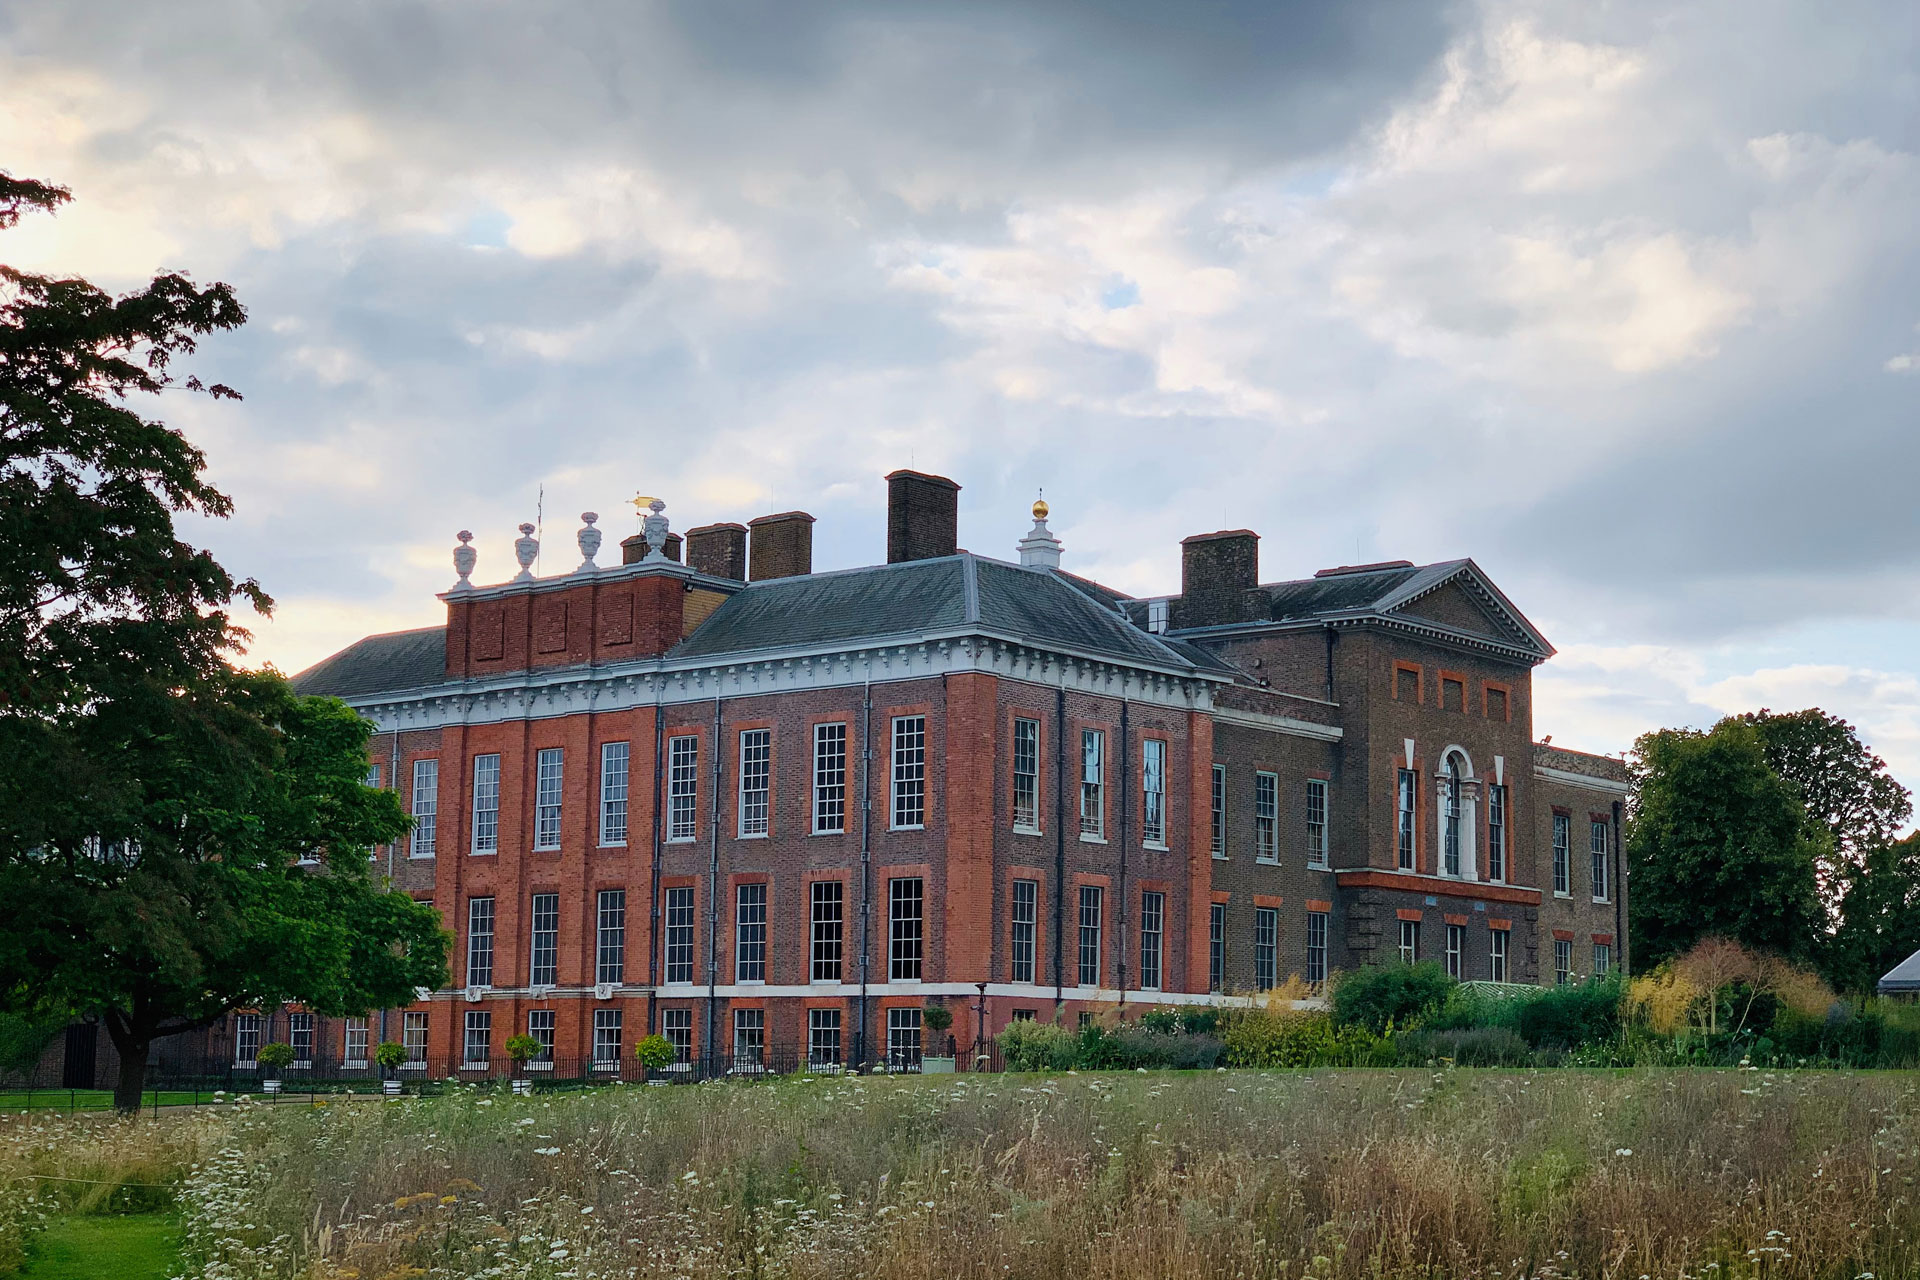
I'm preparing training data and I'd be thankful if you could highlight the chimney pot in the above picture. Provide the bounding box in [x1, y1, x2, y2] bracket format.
[885, 469, 960, 564]
[685, 522, 749, 580]
[748, 511, 815, 580]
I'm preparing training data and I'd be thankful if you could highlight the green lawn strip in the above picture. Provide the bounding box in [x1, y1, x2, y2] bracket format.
[20, 1214, 179, 1280]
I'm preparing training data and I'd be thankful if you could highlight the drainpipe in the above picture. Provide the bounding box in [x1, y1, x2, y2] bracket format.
[646, 700, 666, 1035]
[382, 727, 399, 1049]
[1612, 799, 1626, 976]
[705, 695, 722, 1068]
[857, 678, 874, 1068]
[1052, 683, 1068, 1015]
[1116, 699, 1131, 1007]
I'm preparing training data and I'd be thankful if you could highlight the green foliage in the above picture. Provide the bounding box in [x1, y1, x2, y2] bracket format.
[1628, 719, 1823, 966]
[1103, 1024, 1226, 1070]
[1136, 1005, 1224, 1037]
[1738, 708, 1912, 888]
[1397, 1026, 1534, 1066]
[1514, 979, 1623, 1049]
[0, 1010, 66, 1075]
[920, 1003, 953, 1034]
[1223, 1010, 1384, 1068]
[1827, 833, 1920, 994]
[504, 1034, 543, 1063]
[374, 1041, 408, 1071]
[634, 1034, 675, 1069]
[254, 1041, 295, 1071]
[1331, 961, 1456, 1034]
[997, 1019, 1078, 1071]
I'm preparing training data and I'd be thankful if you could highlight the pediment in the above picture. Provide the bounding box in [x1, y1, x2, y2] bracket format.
[1376, 563, 1553, 658]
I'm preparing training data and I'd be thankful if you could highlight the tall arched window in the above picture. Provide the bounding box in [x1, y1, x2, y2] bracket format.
[1443, 753, 1463, 877]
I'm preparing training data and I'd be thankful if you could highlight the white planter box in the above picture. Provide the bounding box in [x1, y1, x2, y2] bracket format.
[921, 1057, 955, 1074]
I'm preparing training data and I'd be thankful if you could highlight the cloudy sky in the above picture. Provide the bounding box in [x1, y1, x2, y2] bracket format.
[5, 1, 1919, 794]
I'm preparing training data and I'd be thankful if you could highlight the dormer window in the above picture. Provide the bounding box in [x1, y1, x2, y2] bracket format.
[1147, 599, 1169, 634]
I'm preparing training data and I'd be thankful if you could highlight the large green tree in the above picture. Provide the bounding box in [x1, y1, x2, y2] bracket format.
[0, 172, 448, 1109]
[1627, 719, 1824, 967]
[1825, 833, 1920, 996]
[1736, 708, 1912, 907]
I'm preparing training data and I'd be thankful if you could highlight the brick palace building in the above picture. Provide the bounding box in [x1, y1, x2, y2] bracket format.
[219, 469, 1626, 1076]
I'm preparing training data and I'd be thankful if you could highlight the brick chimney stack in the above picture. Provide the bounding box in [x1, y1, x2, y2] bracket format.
[1174, 529, 1261, 628]
[885, 469, 960, 563]
[748, 512, 814, 581]
[620, 530, 681, 564]
[685, 522, 748, 580]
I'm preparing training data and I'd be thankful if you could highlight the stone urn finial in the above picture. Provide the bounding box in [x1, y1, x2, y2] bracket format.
[642, 498, 671, 564]
[452, 530, 477, 589]
[513, 522, 539, 582]
[576, 512, 602, 573]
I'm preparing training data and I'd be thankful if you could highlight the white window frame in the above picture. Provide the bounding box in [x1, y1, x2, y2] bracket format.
[529, 891, 559, 987]
[1444, 922, 1464, 980]
[1141, 739, 1167, 848]
[1010, 878, 1038, 985]
[533, 747, 564, 851]
[1254, 771, 1278, 863]
[470, 753, 500, 854]
[886, 1007, 922, 1068]
[1554, 938, 1573, 986]
[1210, 764, 1227, 859]
[812, 722, 848, 834]
[667, 736, 699, 842]
[890, 716, 927, 830]
[344, 1017, 370, 1068]
[1077, 884, 1103, 988]
[1399, 918, 1419, 965]
[807, 1008, 842, 1067]
[1208, 902, 1225, 993]
[592, 1008, 623, 1068]
[234, 1012, 261, 1066]
[1139, 890, 1164, 991]
[409, 759, 438, 859]
[810, 880, 844, 982]
[466, 896, 495, 988]
[1593, 942, 1613, 977]
[1011, 717, 1041, 833]
[1079, 729, 1105, 840]
[737, 729, 771, 838]
[596, 889, 627, 987]
[735, 882, 767, 983]
[664, 886, 695, 985]
[1304, 778, 1328, 868]
[1486, 783, 1507, 883]
[1552, 813, 1571, 897]
[402, 1011, 429, 1065]
[889, 876, 924, 981]
[1396, 767, 1417, 871]
[1306, 910, 1329, 985]
[463, 1010, 492, 1067]
[1489, 929, 1510, 982]
[1591, 819, 1612, 903]
[527, 1009, 556, 1063]
[1253, 907, 1278, 990]
[599, 741, 630, 847]
[733, 1008, 766, 1070]
[662, 1009, 693, 1062]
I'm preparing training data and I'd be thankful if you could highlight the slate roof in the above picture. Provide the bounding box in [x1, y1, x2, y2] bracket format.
[675, 554, 1197, 670]
[290, 626, 447, 699]
[1881, 947, 1920, 993]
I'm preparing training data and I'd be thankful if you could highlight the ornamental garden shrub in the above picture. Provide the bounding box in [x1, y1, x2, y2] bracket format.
[1223, 1009, 1384, 1068]
[1330, 961, 1456, 1034]
[1514, 978, 1623, 1049]
[634, 1035, 675, 1070]
[1396, 1026, 1533, 1067]
[998, 1019, 1078, 1071]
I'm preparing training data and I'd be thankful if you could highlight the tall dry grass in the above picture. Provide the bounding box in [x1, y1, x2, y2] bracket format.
[32, 1069, 1920, 1279]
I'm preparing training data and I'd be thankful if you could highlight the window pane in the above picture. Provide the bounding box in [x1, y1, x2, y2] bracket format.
[889, 877, 924, 980]
[1139, 890, 1164, 990]
[1591, 821, 1610, 900]
[471, 754, 500, 853]
[1396, 768, 1417, 870]
[808, 1008, 842, 1066]
[410, 759, 438, 858]
[663, 1008, 693, 1061]
[1254, 908, 1277, 990]
[813, 723, 847, 833]
[738, 730, 771, 837]
[1012, 718, 1040, 831]
[527, 1010, 555, 1060]
[1487, 784, 1507, 882]
[668, 737, 700, 841]
[1141, 740, 1166, 845]
[735, 882, 767, 982]
[466, 897, 495, 987]
[1011, 879, 1038, 985]
[1210, 764, 1226, 856]
[1208, 903, 1225, 993]
[600, 742, 630, 845]
[1254, 773, 1278, 862]
[665, 887, 695, 984]
[593, 1009, 623, 1064]
[1080, 730, 1104, 837]
[810, 880, 844, 982]
[534, 748, 564, 850]
[892, 717, 927, 828]
[1305, 779, 1328, 866]
[1552, 815, 1571, 895]
[596, 889, 626, 986]
[1306, 910, 1328, 984]
[530, 892, 559, 987]
[1077, 885, 1103, 987]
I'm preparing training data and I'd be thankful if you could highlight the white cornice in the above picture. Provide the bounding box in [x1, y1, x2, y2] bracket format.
[1208, 705, 1344, 743]
[1533, 764, 1631, 796]
[349, 635, 1223, 733]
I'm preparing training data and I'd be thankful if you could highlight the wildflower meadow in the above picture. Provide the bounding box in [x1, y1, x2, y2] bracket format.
[7, 1066, 1920, 1279]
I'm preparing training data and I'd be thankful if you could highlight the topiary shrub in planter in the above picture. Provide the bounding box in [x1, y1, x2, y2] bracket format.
[634, 1034, 676, 1076]
[375, 1040, 408, 1095]
[255, 1041, 294, 1093]
[921, 1004, 955, 1072]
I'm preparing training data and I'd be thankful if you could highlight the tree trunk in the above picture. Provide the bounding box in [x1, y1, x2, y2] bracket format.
[113, 1034, 150, 1114]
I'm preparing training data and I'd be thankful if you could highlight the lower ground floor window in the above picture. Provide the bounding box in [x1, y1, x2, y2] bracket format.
[1306, 910, 1329, 985]
[289, 1012, 314, 1066]
[734, 1008, 766, 1068]
[528, 1009, 556, 1061]
[403, 1012, 428, 1063]
[1444, 923, 1465, 980]
[1593, 942, 1612, 977]
[1554, 939, 1573, 985]
[887, 1007, 922, 1067]
[1011, 1008, 1036, 1022]
[464, 1011, 492, 1065]
[808, 1008, 842, 1065]
[1489, 929, 1510, 983]
[593, 1009, 623, 1066]
[662, 1008, 693, 1062]
[344, 1017, 369, 1066]
[234, 1013, 261, 1065]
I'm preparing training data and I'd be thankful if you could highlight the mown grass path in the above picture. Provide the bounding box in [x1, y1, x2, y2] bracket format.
[20, 1214, 179, 1280]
